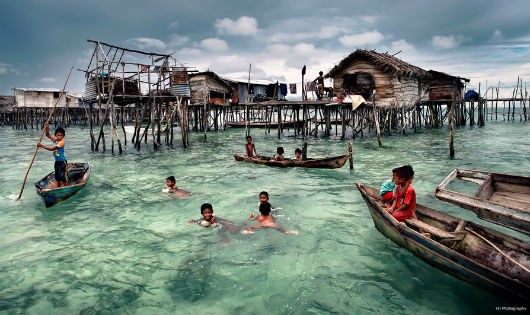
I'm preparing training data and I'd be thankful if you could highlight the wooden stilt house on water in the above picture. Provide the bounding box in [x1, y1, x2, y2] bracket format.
[326, 49, 468, 107]
[11, 88, 88, 128]
[325, 49, 468, 142]
[82, 39, 199, 152]
[0, 95, 15, 125]
[325, 49, 432, 108]
[188, 71, 232, 132]
[189, 71, 232, 105]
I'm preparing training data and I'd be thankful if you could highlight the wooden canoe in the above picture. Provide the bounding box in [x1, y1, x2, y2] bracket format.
[34, 162, 91, 208]
[356, 183, 530, 302]
[233, 153, 350, 168]
[435, 169, 530, 235]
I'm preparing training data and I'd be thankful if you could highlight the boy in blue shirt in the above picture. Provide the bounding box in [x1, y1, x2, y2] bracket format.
[380, 167, 400, 207]
[37, 122, 67, 187]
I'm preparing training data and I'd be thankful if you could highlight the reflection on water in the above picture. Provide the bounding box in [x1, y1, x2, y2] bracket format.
[0, 123, 529, 314]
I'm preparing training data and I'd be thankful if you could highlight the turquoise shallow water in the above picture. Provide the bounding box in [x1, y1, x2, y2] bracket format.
[0, 122, 529, 315]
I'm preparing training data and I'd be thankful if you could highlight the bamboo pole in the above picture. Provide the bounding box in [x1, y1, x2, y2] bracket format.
[449, 82, 456, 158]
[348, 141, 353, 170]
[17, 67, 73, 200]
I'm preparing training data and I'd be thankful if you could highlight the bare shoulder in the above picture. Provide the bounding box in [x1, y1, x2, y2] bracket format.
[173, 189, 192, 198]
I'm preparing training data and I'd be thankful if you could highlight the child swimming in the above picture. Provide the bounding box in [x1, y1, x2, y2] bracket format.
[242, 201, 297, 235]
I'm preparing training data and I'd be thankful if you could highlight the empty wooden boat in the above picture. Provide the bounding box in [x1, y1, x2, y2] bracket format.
[435, 169, 530, 235]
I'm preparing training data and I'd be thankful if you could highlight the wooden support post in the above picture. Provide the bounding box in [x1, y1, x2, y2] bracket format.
[372, 93, 382, 147]
[348, 141, 353, 170]
[449, 82, 456, 158]
[277, 105, 282, 139]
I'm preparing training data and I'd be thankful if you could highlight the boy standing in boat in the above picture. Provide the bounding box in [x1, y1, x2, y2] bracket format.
[245, 135, 258, 158]
[386, 165, 416, 222]
[37, 122, 68, 188]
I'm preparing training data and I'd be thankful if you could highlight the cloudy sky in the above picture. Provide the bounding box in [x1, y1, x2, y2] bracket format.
[1, 0, 529, 97]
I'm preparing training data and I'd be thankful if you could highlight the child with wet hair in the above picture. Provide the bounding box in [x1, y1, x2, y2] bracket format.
[188, 203, 238, 233]
[242, 201, 297, 235]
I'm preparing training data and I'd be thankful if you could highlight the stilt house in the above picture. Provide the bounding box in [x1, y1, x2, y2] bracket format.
[326, 49, 469, 108]
[425, 70, 468, 102]
[189, 71, 232, 105]
[326, 49, 430, 108]
[14, 88, 67, 108]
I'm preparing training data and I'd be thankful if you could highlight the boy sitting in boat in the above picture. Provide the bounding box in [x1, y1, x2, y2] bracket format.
[163, 176, 192, 198]
[379, 167, 400, 207]
[271, 146, 285, 161]
[245, 135, 258, 158]
[294, 148, 303, 161]
[385, 165, 416, 222]
[242, 201, 297, 234]
[37, 122, 68, 188]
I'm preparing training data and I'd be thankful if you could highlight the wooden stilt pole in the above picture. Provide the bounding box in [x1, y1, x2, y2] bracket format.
[348, 141, 353, 170]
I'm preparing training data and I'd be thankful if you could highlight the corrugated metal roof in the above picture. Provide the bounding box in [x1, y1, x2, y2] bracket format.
[14, 88, 64, 92]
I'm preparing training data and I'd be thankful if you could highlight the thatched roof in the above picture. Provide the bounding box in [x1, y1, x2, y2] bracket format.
[189, 71, 233, 91]
[326, 49, 430, 80]
[428, 70, 469, 84]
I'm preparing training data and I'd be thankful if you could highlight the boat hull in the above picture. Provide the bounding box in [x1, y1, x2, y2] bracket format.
[35, 162, 91, 208]
[233, 153, 350, 168]
[356, 183, 530, 302]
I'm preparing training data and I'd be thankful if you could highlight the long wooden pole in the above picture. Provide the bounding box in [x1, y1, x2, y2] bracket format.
[16, 67, 73, 200]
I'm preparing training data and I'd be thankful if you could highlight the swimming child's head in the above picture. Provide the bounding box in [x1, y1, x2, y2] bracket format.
[200, 203, 214, 221]
[55, 127, 65, 138]
[259, 191, 269, 203]
[295, 148, 302, 155]
[276, 147, 284, 155]
[246, 135, 252, 142]
[259, 201, 272, 215]
[166, 176, 176, 187]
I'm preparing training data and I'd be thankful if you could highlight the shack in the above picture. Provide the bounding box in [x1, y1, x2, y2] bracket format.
[326, 49, 431, 108]
[224, 79, 288, 104]
[189, 71, 232, 105]
[14, 88, 67, 108]
[425, 70, 468, 101]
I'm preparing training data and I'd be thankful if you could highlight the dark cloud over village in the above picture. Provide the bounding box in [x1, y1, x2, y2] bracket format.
[1, 0, 528, 97]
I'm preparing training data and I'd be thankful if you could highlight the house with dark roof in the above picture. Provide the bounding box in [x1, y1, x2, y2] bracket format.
[326, 49, 467, 108]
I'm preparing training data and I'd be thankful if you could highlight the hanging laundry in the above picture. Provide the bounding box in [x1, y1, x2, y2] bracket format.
[279, 84, 288, 96]
[289, 83, 297, 94]
[306, 81, 317, 91]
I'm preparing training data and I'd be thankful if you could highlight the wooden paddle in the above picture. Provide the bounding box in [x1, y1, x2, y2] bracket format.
[16, 67, 73, 200]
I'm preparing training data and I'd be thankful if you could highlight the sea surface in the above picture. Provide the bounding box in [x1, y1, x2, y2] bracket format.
[0, 122, 529, 315]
